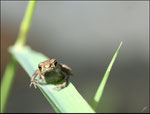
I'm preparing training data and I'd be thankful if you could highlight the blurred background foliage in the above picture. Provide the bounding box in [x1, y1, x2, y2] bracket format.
[1, 1, 149, 113]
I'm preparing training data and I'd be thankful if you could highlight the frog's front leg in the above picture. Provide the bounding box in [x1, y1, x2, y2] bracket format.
[30, 69, 40, 88]
[38, 74, 46, 84]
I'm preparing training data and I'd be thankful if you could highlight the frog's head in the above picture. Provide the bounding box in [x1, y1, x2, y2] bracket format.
[38, 59, 58, 72]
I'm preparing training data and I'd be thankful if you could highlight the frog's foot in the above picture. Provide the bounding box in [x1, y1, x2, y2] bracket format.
[53, 82, 67, 91]
[29, 80, 39, 89]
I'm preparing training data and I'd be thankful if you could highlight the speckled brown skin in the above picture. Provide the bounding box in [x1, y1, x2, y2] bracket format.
[30, 59, 72, 89]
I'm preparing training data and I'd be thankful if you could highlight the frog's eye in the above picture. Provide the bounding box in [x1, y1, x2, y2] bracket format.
[54, 61, 57, 66]
[38, 66, 42, 70]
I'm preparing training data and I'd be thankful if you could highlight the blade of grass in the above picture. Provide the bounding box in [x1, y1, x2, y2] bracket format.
[92, 42, 123, 110]
[1, 57, 17, 113]
[9, 46, 95, 113]
[15, 0, 36, 48]
[1, 1, 36, 113]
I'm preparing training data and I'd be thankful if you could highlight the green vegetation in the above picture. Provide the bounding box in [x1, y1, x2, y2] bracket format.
[1, 0, 122, 113]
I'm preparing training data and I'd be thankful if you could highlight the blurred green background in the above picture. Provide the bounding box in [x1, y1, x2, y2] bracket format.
[1, 1, 149, 113]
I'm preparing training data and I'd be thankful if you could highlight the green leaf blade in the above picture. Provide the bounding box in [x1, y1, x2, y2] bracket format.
[15, 0, 36, 47]
[1, 1, 36, 112]
[1, 57, 17, 113]
[9, 46, 95, 113]
[92, 42, 123, 110]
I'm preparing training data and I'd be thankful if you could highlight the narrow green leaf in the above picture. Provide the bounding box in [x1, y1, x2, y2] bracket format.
[15, 0, 36, 48]
[92, 42, 123, 110]
[9, 46, 95, 113]
[1, 57, 17, 113]
[1, 1, 36, 112]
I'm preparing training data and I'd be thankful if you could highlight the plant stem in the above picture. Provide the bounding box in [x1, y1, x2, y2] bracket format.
[15, 0, 36, 48]
[1, 1, 36, 112]
[1, 57, 17, 113]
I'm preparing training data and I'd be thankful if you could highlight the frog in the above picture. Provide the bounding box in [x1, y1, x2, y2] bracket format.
[29, 59, 72, 90]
